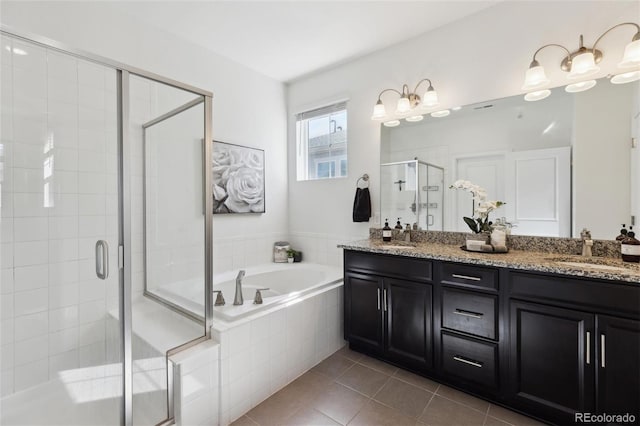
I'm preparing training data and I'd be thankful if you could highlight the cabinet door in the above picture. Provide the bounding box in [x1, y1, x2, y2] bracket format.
[596, 316, 640, 421]
[385, 278, 432, 369]
[509, 301, 595, 423]
[344, 273, 383, 354]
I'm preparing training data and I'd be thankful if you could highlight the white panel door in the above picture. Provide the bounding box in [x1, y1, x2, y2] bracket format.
[454, 155, 505, 232]
[505, 147, 571, 237]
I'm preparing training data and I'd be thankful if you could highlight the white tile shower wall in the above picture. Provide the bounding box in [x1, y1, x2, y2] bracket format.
[0, 36, 119, 397]
[212, 285, 344, 425]
[172, 340, 219, 426]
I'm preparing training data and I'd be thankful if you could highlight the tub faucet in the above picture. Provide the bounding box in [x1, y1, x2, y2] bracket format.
[234, 270, 245, 305]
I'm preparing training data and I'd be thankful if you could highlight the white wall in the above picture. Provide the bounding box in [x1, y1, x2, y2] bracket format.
[574, 81, 633, 239]
[0, 1, 289, 273]
[287, 1, 639, 253]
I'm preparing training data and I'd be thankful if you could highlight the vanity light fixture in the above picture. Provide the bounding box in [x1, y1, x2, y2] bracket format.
[522, 22, 640, 101]
[430, 110, 450, 118]
[371, 78, 442, 122]
[382, 120, 401, 127]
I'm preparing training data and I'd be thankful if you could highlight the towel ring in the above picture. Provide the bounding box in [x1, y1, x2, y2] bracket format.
[357, 174, 369, 188]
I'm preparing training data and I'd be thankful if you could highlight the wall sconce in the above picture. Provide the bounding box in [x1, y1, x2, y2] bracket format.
[371, 79, 450, 125]
[522, 22, 640, 101]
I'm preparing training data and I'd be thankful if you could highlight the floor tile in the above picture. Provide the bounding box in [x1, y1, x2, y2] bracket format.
[436, 385, 490, 413]
[335, 363, 390, 397]
[358, 355, 399, 375]
[419, 395, 486, 426]
[484, 416, 513, 426]
[245, 388, 306, 425]
[487, 404, 545, 426]
[348, 400, 420, 426]
[281, 406, 341, 426]
[312, 382, 369, 425]
[336, 346, 365, 362]
[373, 377, 434, 418]
[230, 415, 259, 426]
[392, 368, 440, 392]
[312, 352, 355, 379]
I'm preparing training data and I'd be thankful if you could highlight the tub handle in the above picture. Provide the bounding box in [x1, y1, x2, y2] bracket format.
[213, 290, 225, 306]
[254, 288, 270, 305]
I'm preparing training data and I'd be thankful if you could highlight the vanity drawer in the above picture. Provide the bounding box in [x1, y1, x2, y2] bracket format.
[440, 262, 498, 291]
[441, 332, 498, 389]
[442, 288, 497, 340]
[344, 250, 432, 282]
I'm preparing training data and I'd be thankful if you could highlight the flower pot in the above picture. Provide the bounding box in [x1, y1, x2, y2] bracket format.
[465, 232, 491, 251]
[293, 252, 303, 263]
[287, 257, 294, 263]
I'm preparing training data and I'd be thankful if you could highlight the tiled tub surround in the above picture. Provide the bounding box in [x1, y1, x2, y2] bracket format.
[211, 284, 345, 425]
[369, 228, 624, 258]
[358, 234, 640, 283]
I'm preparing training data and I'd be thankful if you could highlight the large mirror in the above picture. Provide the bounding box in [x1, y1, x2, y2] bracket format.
[380, 79, 639, 240]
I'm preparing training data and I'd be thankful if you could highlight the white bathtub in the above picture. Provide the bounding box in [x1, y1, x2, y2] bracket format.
[152, 263, 343, 322]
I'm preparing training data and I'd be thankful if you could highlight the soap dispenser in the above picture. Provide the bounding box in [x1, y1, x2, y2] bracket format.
[382, 219, 392, 242]
[621, 227, 640, 263]
[616, 224, 628, 241]
[394, 218, 403, 230]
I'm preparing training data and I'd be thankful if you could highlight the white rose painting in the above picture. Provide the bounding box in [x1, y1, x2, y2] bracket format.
[212, 141, 265, 214]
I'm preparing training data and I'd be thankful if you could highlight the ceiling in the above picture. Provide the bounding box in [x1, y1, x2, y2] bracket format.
[106, 1, 499, 82]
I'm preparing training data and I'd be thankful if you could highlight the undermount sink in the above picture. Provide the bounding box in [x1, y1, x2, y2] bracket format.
[554, 261, 630, 273]
[545, 256, 634, 273]
[380, 244, 418, 250]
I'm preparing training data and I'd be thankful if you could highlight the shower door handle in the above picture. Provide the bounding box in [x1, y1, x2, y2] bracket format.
[95, 240, 109, 280]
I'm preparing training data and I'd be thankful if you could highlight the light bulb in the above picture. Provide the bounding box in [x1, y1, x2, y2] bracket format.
[618, 39, 640, 68]
[430, 110, 450, 118]
[522, 65, 550, 90]
[565, 80, 596, 93]
[568, 52, 600, 79]
[611, 70, 640, 84]
[371, 101, 387, 120]
[524, 89, 551, 102]
[421, 88, 439, 108]
[383, 120, 400, 127]
[395, 97, 411, 114]
[405, 115, 424, 122]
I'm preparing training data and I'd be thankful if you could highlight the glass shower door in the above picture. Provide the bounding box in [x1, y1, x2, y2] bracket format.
[0, 35, 123, 425]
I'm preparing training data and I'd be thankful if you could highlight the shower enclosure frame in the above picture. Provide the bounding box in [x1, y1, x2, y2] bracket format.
[380, 159, 445, 231]
[0, 25, 215, 426]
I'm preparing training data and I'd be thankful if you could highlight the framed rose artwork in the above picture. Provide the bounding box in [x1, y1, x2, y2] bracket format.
[212, 141, 265, 214]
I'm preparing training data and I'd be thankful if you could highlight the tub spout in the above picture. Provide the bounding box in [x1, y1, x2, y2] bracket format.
[234, 270, 246, 305]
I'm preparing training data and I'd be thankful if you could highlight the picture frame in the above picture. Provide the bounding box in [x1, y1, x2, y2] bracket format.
[212, 140, 265, 214]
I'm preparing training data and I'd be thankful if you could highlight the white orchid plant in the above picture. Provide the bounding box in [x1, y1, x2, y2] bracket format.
[450, 180, 505, 234]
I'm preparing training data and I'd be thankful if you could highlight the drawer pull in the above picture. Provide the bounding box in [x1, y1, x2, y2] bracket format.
[383, 289, 388, 312]
[451, 274, 482, 282]
[453, 309, 483, 319]
[601, 334, 606, 368]
[377, 288, 381, 311]
[586, 331, 591, 365]
[453, 355, 483, 368]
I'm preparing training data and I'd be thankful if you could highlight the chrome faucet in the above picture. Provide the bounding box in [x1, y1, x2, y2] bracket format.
[234, 270, 245, 305]
[581, 228, 593, 257]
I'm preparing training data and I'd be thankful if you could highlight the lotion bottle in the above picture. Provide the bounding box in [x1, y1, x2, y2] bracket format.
[621, 228, 640, 263]
[382, 219, 392, 242]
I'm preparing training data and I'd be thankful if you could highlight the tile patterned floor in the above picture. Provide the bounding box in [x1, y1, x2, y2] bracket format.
[232, 346, 546, 426]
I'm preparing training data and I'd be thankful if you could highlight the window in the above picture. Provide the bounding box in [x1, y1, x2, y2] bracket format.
[296, 102, 347, 181]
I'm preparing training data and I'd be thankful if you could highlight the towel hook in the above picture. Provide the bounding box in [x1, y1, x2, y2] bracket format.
[357, 174, 369, 188]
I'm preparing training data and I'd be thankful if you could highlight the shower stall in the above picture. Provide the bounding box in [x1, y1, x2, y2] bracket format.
[380, 160, 444, 231]
[0, 29, 213, 425]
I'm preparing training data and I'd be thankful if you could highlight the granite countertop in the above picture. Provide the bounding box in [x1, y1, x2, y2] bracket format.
[338, 239, 640, 284]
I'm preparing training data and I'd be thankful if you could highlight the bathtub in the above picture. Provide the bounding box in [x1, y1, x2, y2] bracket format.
[152, 263, 343, 322]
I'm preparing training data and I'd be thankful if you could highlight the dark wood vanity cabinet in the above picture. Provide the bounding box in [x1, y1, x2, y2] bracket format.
[343, 249, 640, 426]
[344, 252, 433, 370]
[507, 272, 640, 425]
